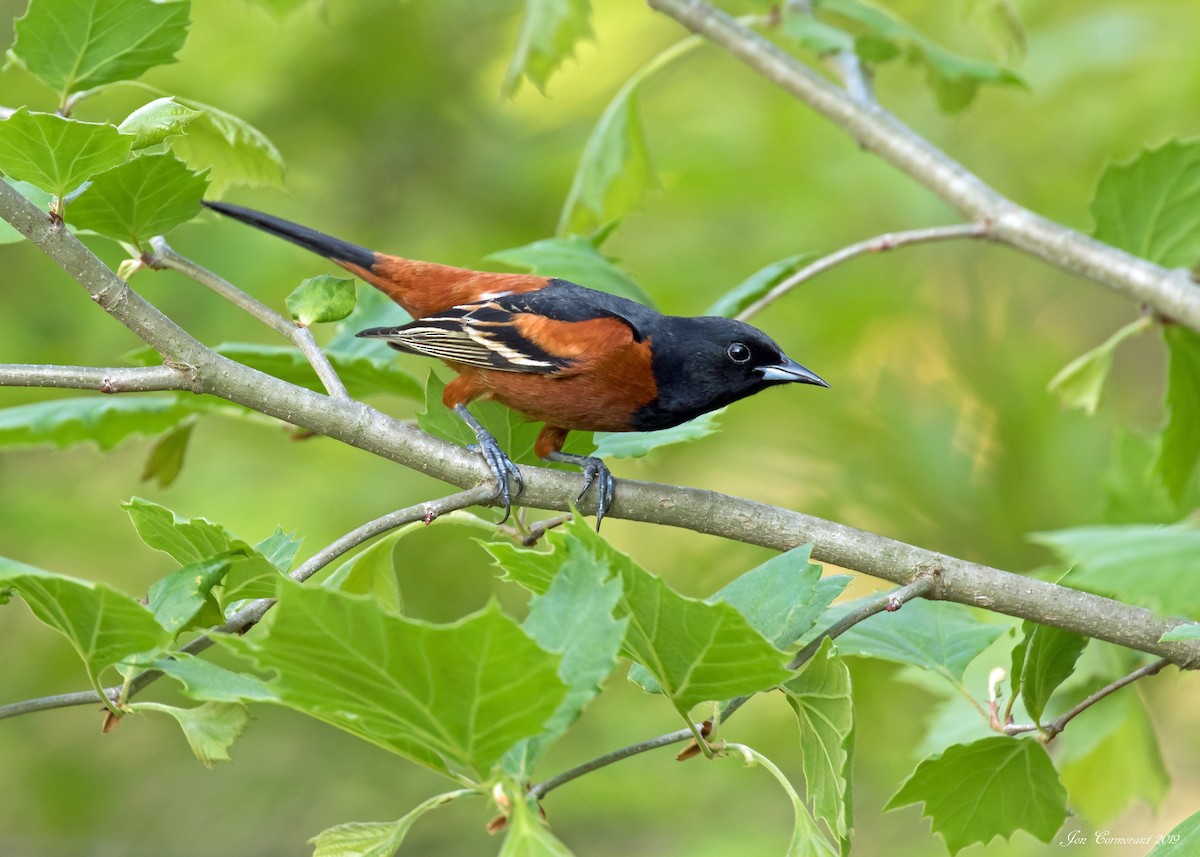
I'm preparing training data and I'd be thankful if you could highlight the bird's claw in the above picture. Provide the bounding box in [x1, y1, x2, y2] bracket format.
[467, 433, 523, 523]
[576, 456, 615, 529]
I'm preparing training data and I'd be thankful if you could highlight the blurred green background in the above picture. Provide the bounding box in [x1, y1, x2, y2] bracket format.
[1, 1, 1198, 855]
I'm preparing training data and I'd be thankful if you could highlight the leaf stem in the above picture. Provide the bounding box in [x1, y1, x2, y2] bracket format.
[145, 237, 350, 400]
[735, 223, 990, 321]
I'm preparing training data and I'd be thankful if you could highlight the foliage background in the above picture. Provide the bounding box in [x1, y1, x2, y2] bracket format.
[0, 0, 1198, 854]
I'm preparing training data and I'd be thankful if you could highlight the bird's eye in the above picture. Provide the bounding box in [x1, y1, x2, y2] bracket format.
[726, 342, 751, 364]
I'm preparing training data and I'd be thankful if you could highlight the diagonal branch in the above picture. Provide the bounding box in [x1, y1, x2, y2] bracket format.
[2, 173, 1199, 669]
[647, 0, 1200, 332]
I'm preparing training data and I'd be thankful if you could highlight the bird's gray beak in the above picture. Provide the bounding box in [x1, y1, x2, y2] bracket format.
[759, 357, 829, 388]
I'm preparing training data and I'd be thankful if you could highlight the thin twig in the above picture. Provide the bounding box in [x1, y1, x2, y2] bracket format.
[736, 223, 989, 322]
[1004, 657, 1172, 741]
[146, 237, 351, 400]
[530, 578, 933, 800]
[0, 486, 494, 721]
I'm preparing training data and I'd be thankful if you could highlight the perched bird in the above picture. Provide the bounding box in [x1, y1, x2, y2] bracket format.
[203, 201, 828, 525]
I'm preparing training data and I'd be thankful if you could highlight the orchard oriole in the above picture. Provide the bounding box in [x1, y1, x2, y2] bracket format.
[203, 201, 828, 525]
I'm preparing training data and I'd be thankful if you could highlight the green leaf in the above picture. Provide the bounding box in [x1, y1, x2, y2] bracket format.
[502, 0, 591, 97]
[7, 0, 190, 101]
[1091, 140, 1200, 268]
[499, 794, 576, 857]
[1030, 521, 1200, 617]
[327, 288, 412, 356]
[322, 527, 411, 614]
[830, 597, 1005, 684]
[486, 517, 792, 714]
[558, 68, 659, 236]
[146, 554, 235, 634]
[1047, 316, 1153, 415]
[172, 99, 284, 192]
[1161, 624, 1200, 642]
[0, 109, 131, 200]
[705, 254, 816, 318]
[309, 791, 473, 857]
[69, 152, 208, 246]
[141, 419, 195, 488]
[1008, 620, 1087, 725]
[0, 556, 171, 694]
[594, 411, 723, 460]
[118, 97, 201, 150]
[223, 584, 567, 780]
[1148, 811, 1200, 857]
[486, 234, 654, 307]
[153, 652, 277, 703]
[1155, 326, 1200, 501]
[419, 372, 594, 468]
[286, 275, 358, 326]
[784, 638, 854, 844]
[503, 549, 626, 775]
[886, 737, 1068, 854]
[726, 744, 839, 857]
[0, 394, 203, 452]
[783, 12, 856, 54]
[0, 179, 54, 243]
[709, 544, 847, 649]
[816, 0, 1023, 113]
[1058, 689, 1167, 822]
[132, 701, 249, 768]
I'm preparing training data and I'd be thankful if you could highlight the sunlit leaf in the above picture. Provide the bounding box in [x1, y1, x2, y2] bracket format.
[309, 791, 472, 857]
[118, 97, 201, 150]
[0, 556, 170, 693]
[132, 701, 249, 768]
[69, 153, 208, 246]
[153, 652, 277, 703]
[172, 99, 284, 192]
[886, 737, 1068, 854]
[1155, 327, 1200, 501]
[502, 0, 591, 97]
[1008, 620, 1088, 725]
[7, 0, 190, 100]
[1047, 317, 1152, 415]
[0, 109, 130, 200]
[784, 638, 854, 843]
[486, 234, 654, 306]
[223, 585, 567, 780]
[286, 274, 357, 325]
[1091, 140, 1200, 269]
[146, 553, 235, 634]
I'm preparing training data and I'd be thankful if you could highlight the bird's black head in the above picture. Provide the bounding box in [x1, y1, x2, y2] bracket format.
[633, 316, 828, 431]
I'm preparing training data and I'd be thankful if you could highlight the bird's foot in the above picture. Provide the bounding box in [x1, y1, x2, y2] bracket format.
[546, 451, 615, 529]
[467, 432, 524, 524]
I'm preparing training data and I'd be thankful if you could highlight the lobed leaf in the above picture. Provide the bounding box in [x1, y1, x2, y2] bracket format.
[784, 638, 854, 844]
[222, 584, 567, 781]
[0, 109, 131, 201]
[131, 700, 249, 768]
[0, 556, 171, 693]
[7, 0, 190, 101]
[886, 737, 1068, 854]
[145, 553, 236, 634]
[172, 98, 284, 192]
[486, 234, 654, 306]
[502, 0, 592, 97]
[69, 152, 208, 246]
[321, 527, 412, 614]
[0, 394, 204, 452]
[153, 653, 277, 703]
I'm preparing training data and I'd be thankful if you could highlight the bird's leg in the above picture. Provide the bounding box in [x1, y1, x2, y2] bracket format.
[453, 404, 523, 523]
[544, 450, 615, 529]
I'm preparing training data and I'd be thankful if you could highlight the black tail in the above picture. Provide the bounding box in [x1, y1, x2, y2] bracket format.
[202, 201, 377, 270]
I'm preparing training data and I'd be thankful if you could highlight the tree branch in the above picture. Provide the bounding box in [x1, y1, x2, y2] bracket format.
[647, 0, 1200, 331]
[736, 223, 989, 321]
[0, 364, 190, 392]
[2, 167, 1199, 670]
